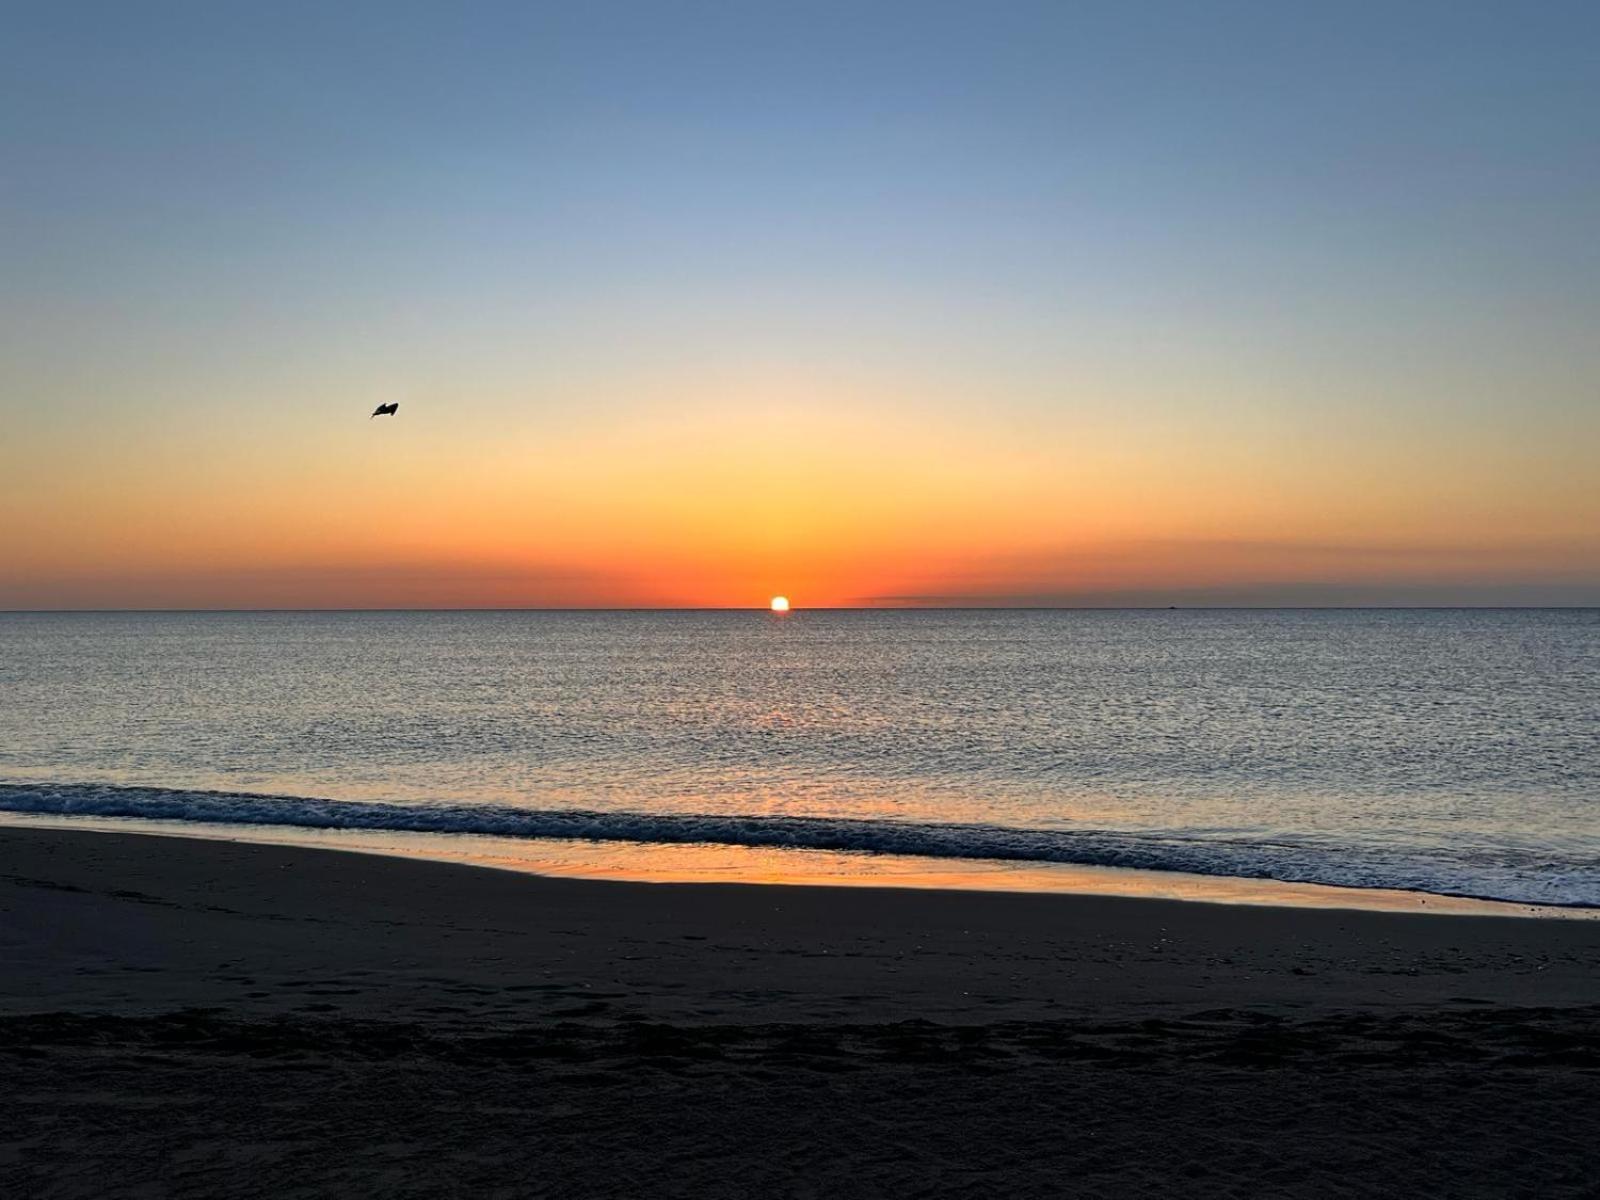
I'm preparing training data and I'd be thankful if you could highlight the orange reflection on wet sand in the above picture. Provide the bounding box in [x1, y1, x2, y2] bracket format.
[3, 813, 1591, 919]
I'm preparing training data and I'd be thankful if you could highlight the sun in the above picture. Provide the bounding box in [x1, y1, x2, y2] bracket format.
[769, 595, 791, 613]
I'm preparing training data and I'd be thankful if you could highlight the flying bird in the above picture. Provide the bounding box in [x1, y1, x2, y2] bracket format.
[370, 402, 399, 418]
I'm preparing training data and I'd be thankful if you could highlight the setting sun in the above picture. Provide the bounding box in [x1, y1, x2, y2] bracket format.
[769, 596, 791, 613]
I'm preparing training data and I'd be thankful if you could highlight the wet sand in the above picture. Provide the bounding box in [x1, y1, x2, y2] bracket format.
[3, 826, 1599, 1197]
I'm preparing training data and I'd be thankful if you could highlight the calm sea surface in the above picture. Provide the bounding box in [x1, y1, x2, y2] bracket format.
[1, 610, 1596, 906]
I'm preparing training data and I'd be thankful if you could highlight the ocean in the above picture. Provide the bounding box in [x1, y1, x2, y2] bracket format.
[1, 609, 1596, 907]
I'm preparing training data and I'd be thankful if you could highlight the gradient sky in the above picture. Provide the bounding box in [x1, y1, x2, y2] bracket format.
[3, 1, 1597, 608]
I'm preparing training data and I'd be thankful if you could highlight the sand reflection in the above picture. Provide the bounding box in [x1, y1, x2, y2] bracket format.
[1, 812, 1590, 919]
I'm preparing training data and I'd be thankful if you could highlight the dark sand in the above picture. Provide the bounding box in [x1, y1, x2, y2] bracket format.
[3, 826, 1598, 1197]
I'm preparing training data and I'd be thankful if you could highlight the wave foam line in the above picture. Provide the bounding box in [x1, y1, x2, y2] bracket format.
[0, 782, 1592, 907]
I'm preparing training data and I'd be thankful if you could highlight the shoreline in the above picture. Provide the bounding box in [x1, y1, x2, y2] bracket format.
[0, 810, 1589, 920]
[7, 823, 1599, 1022]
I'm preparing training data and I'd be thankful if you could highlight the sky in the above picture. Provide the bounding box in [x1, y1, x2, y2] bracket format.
[3, 0, 1597, 608]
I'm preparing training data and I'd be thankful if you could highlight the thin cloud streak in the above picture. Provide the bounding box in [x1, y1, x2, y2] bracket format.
[0, 560, 672, 611]
[858, 537, 1600, 608]
[859, 586, 1600, 608]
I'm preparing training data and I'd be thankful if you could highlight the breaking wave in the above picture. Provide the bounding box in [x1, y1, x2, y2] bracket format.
[0, 781, 1592, 908]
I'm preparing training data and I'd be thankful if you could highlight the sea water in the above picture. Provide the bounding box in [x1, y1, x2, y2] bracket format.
[1, 609, 1596, 906]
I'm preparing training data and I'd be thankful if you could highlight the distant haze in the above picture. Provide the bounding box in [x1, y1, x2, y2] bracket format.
[3, 2, 1597, 609]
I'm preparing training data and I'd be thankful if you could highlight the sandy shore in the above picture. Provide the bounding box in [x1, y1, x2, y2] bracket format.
[4, 826, 1599, 1197]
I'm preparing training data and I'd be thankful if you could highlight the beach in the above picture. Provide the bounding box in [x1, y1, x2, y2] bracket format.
[10, 0, 1600, 1193]
[4, 825, 1598, 1198]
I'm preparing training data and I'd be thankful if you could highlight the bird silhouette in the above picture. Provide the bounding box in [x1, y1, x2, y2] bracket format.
[370, 402, 399, 418]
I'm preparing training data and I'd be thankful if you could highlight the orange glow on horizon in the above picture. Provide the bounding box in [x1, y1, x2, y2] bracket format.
[3, 383, 1598, 610]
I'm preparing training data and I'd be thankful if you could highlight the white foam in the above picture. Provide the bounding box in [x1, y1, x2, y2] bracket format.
[1, 781, 1594, 908]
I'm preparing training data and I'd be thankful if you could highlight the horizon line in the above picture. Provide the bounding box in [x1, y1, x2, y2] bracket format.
[4, 605, 1598, 615]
